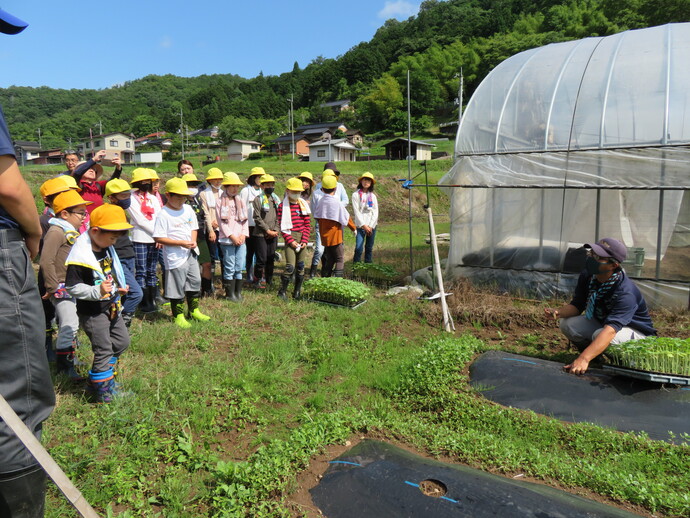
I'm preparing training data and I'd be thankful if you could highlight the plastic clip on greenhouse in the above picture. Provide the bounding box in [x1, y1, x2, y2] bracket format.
[440, 23, 690, 309]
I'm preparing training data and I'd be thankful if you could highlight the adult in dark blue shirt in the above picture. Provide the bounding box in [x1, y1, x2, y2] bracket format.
[0, 7, 56, 516]
[544, 238, 656, 375]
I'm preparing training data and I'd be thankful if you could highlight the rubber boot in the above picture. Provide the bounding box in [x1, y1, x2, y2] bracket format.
[88, 368, 116, 404]
[255, 267, 266, 289]
[122, 311, 135, 328]
[154, 283, 168, 307]
[56, 347, 85, 381]
[0, 464, 47, 517]
[223, 280, 236, 301]
[171, 299, 191, 329]
[187, 292, 211, 321]
[234, 277, 244, 302]
[139, 286, 157, 313]
[201, 277, 213, 298]
[309, 264, 318, 279]
[333, 269, 344, 278]
[277, 275, 290, 301]
[45, 328, 56, 363]
[293, 273, 305, 300]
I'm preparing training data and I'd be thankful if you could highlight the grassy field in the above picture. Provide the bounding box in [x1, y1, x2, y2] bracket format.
[22, 160, 690, 517]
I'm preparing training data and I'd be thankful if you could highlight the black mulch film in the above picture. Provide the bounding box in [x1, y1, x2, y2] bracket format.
[470, 350, 690, 442]
[310, 440, 639, 517]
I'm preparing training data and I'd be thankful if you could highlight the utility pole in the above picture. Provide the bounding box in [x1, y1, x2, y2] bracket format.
[37, 127, 42, 149]
[97, 120, 103, 136]
[179, 108, 185, 159]
[288, 94, 295, 160]
[457, 68, 464, 127]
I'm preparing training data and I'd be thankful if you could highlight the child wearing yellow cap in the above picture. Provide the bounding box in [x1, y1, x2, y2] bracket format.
[65, 204, 133, 403]
[39, 190, 92, 380]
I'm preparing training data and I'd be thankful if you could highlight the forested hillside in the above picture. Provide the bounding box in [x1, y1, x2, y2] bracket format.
[2, 0, 687, 149]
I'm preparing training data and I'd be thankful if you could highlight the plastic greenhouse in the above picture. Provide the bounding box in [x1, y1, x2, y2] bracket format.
[440, 23, 690, 308]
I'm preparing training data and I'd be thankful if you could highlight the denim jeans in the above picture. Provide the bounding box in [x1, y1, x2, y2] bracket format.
[354, 227, 376, 263]
[120, 256, 143, 314]
[220, 242, 247, 280]
[311, 226, 324, 267]
[0, 230, 55, 473]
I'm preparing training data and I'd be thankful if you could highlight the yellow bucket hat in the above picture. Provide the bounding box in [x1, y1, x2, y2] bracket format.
[52, 190, 92, 214]
[89, 204, 133, 231]
[259, 174, 276, 184]
[166, 177, 192, 195]
[285, 177, 304, 192]
[322, 175, 337, 190]
[298, 171, 315, 186]
[222, 172, 243, 186]
[105, 178, 133, 197]
[206, 167, 223, 181]
[358, 172, 376, 184]
[40, 177, 71, 198]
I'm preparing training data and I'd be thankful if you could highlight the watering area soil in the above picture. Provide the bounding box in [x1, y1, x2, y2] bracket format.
[309, 440, 640, 518]
[470, 350, 690, 443]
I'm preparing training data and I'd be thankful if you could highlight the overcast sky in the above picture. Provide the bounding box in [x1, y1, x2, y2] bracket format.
[0, 0, 422, 89]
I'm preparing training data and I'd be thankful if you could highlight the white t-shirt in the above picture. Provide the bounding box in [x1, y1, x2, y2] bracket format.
[153, 205, 198, 270]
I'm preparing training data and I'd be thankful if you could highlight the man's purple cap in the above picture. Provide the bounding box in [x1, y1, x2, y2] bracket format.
[585, 237, 627, 263]
[0, 8, 28, 35]
[323, 161, 340, 175]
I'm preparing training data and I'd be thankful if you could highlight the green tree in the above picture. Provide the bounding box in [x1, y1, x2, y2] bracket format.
[218, 115, 255, 143]
[356, 73, 404, 131]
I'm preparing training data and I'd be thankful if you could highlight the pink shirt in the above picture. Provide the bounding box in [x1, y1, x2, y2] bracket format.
[215, 193, 249, 241]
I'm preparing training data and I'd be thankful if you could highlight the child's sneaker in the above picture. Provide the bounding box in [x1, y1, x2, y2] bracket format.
[174, 313, 192, 329]
[189, 308, 211, 322]
[257, 278, 267, 289]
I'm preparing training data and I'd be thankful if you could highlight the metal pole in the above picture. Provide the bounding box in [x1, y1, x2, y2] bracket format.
[179, 109, 185, 160]
[407, 70, 414, 279]
[289, 95, 295, 160]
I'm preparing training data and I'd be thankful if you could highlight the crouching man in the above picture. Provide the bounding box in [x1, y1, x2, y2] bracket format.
[545, 237, 656, 375]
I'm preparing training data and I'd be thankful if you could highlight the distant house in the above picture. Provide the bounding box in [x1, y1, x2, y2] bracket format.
[319, 99, 352, 113]
[135, 132, 167, 145]
[79, 132, 135, 163]
[142, 138, 173, 150]
[188, 126, 219, 139]
[383, 138, 435, 161]
[227, 139, 262, 161]
[273, 133, 310, 156]
[308, 138, 357, 162]
[31, 148, 64, 165]
[13, 140, 41, 166]
[272, 122, 364, 155]
[135, 151, 163, 166]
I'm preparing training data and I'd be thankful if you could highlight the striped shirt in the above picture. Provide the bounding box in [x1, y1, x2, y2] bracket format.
[276, 202, 311, 245]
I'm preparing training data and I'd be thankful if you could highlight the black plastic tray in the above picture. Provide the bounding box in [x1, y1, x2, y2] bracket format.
[603, 364, 690, 386]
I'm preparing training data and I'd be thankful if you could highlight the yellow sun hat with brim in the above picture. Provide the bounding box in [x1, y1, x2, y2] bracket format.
[52, 190, 92, 214]
[57, 174, 81, 192]
[206, 167, 223, 181]
[259, 174, 275, 184]
[105, 178, 134, 197]
[322, 169, 336, 179]
[249, 166, 265, 178]
[358, 172, 376, 184]
[285, 177, 304, 192]
[131, 168, 158, 184]
[181, 173, 201, 184]
[322, 175, 337, 190]
[40, 177, 71, 198]
[297, 171, 315, 186]
[165, 177, 192, 196]
[222, 172, 243, 186]
[89, 204, 133, 231]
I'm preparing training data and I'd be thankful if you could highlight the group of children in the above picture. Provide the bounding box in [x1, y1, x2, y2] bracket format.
[37, 158, 379, 403]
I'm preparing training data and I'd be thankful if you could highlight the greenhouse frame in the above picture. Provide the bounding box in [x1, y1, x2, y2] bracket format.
[441, 23, 690, 308]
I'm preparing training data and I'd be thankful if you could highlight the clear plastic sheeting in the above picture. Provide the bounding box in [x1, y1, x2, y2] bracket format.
[441, 24, 690, 308]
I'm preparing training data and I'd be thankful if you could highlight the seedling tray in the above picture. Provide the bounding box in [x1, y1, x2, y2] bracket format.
[307, 298, 368, 310]
[603, 364, 690, 386]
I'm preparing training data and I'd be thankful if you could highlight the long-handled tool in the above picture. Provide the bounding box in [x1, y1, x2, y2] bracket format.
[0, 394, 99, 517]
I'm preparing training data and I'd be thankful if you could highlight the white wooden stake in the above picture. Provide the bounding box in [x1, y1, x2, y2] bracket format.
[427, 207, 454, 332]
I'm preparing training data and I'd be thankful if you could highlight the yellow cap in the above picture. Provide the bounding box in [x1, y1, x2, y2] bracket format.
[182, 173, 200, 184]
[297, 171, 315, 186]
[285, 177, 304, 192]
[52, 190, 92, 214]
[89, 204, 133, 231]
[222, 172, 243, 186]
[165, 177, 192, 196]
[259, 174, 275, 184]
[358, 172, 376, 184]
[40, 177, 71, 198]
[249, 166, 265, 177]
[322, 175, 337, 190]
[131, 168, 158, 184]
[322, 169, 336, 178]
[206, 167, 223, 180]
[58, 175, 81, 192]
[105, 178, 133, 197]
